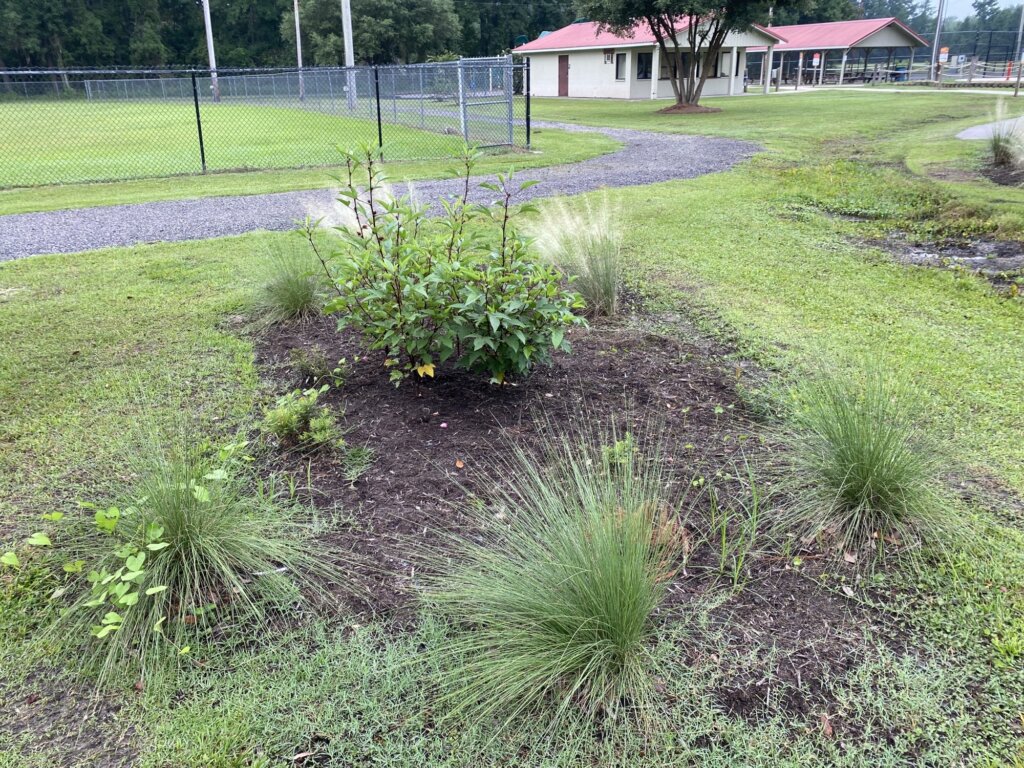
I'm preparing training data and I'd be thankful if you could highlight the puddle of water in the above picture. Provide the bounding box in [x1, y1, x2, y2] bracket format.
[877, 232, 1024, 292]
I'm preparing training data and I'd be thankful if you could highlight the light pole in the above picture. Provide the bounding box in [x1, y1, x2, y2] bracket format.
[201, 0, 219, 101]
[1014, 2, 1024, 96]
[293, 0, 305, 101]
[341, 0, 356, 109]
[930, 0, 948, 83]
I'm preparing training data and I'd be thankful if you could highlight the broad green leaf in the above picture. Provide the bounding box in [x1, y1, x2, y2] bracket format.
[40, 511, 64, 522]
[63, 560, 85, 574]
[26, 532, 51, 547]
[0, 552, 20, 569]
[191, 485, 211, 504]
[118, 592, 139, 607]
[146, 542, 170, 551]
[145, 585, 169, 596]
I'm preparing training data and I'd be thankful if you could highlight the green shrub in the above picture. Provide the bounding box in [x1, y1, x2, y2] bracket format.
[257, 242, 327, 322]
[778, 368, 956, 561]
[422, 427, 690, 729]
[531, 197, 621, 317]
[261, 386, 343, 449]
[44, 435, 339, 683]
[306, 145, 585, 385]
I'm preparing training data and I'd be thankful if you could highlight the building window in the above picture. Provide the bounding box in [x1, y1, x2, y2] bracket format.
[636, 52, 653, 80]
[603, 49, 613, 64]
[615, 53, 626, 80]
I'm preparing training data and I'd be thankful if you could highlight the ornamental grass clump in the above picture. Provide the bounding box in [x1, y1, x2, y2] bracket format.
[531, 196, 622, 317]
[257, 241, 327, 322]
[304, 144, 585, 385]
[988, 100, 1024, 169]
[422, 427, 689, 731]
[778, 368, 957, 561]
[44, 430, 340, 684]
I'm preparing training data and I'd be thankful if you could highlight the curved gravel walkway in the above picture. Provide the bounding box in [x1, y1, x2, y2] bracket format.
[956, 116, 1024, 140]
[0, 124, 758, 261]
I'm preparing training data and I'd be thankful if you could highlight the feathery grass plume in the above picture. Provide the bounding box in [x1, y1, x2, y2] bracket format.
[988, 99, 1024, 169]
[421, 422, 691, 733]
[777, 367, 958, 562]
[531, 196, 622, 317]
[256, 240, 327, 322]
[47, 423, 344, 685]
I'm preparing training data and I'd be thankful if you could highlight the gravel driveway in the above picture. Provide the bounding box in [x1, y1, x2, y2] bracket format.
[0, 123, 758, 262]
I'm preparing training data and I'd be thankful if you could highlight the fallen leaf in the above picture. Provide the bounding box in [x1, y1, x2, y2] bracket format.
[439, 422, 448, 429]
[841, 585, 855, 598]
[455, 459, 465, 469]
[843, 551, 857, 564]
[820, 712, 834, 738]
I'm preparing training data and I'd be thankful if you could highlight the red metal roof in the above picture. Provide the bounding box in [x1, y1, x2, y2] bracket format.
[513, 19, 784, 53]
[749, 17, 928, 52]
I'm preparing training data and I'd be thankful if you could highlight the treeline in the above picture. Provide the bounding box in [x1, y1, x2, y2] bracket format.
[0, 0, 1020, 70]
[0, 0, 579, 69]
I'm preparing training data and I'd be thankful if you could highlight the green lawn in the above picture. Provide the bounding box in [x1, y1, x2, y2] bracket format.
[0, 119, 619, 215]
[1, 89, 1023, 766]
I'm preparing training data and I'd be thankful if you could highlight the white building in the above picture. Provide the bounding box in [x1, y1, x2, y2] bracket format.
[513, 19, 786, 99]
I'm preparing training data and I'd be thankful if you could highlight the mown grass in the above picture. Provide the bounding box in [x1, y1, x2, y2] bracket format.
[0, 120, 620, 215]
[2, 90, 1023, 765]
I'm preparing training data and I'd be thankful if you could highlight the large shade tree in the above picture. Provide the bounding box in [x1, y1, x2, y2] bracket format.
[575, 0, 800, 106]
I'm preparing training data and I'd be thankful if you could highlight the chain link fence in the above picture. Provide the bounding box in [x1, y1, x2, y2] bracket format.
[0, 57, 530, 189]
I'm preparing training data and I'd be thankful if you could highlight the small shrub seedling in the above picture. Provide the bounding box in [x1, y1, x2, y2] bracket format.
[261, 386, 344, 449]
[305, 144, 585, 385]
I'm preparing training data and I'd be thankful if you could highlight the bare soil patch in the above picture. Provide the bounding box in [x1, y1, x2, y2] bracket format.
[657, 103, 723, 115]
[982, 162, 1024, 187]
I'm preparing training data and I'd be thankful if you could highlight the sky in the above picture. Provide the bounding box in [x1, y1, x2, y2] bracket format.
[943, 0, 1022, 21]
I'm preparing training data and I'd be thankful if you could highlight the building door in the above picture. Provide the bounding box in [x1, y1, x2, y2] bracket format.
[558, 55, 569, 97]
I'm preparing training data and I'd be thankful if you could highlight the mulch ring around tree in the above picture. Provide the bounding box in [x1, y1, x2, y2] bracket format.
[254, 313, 894, 720]
[657, 103, 723, 115]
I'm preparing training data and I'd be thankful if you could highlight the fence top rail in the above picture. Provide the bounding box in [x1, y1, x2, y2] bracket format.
[0, 58, 517, 79]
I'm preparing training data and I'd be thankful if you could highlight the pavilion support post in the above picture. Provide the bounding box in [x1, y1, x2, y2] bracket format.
[862, 47, 871, 76]
[839, 49, 848, 84]
[796, 51, 804, 89]
[728, 45, 737, 95]
[650, 44, 660, 99]
[763, 46, 774, 94]
[776, 51, 785, 90]
[818, 51, 825, 84]
[908, 48, 916, 82]
[886, 47, 894, 81]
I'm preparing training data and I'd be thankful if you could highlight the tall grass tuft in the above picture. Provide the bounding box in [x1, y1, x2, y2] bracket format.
[988, 100, 1023, 168]
[257, 241, 327, 322]
[421, 426, 689, 731]
[50, 427, 341, 683]
[778, 368, 956, 560]
[531, 197, 622, 317]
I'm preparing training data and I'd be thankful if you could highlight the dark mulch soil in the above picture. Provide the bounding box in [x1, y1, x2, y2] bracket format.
[982, 162, 1024, 188]
[256, 314, 888, 722]
[657, 103, 723, 115]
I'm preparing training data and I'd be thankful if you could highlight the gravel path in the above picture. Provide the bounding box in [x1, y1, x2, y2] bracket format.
[956, 116, 1024, 140]
[0, 124, 758, 262]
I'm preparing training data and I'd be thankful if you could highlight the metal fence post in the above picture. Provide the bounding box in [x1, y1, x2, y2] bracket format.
[505, 58, 513, 146]
[525, 58, 532, 150]
[373, 66, 384, 156]
[191, 72, 208, 173]
[458, 58, 469, 142]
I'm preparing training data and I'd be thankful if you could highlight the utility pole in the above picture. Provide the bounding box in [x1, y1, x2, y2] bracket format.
[341, 0, 356, 109]
[201, 0, 219, 102]
[1014, 2, 1024, 96]
[294, 0, 305, 101]
[930, 0, 948, 82]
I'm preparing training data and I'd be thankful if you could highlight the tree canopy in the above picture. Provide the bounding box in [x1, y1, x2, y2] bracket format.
[0, 0, 576, 69]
